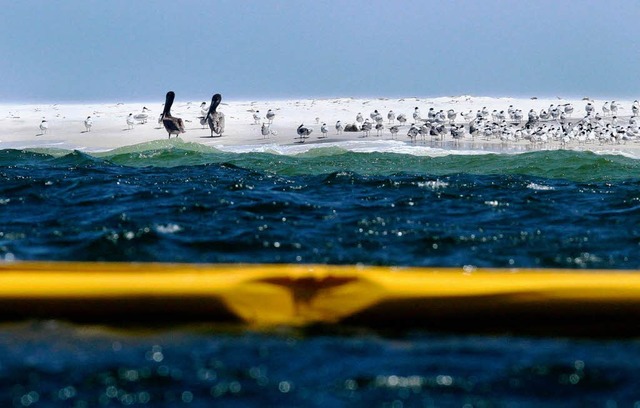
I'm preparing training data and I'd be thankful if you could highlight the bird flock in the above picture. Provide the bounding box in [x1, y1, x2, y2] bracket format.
[284, 99, 640, 147]
[34, 96, 640, 149]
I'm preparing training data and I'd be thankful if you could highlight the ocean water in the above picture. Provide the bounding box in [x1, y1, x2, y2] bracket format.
[2, 140, 640, 406]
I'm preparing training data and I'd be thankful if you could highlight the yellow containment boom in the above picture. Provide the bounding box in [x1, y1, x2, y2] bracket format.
[2, 262, 640, 336]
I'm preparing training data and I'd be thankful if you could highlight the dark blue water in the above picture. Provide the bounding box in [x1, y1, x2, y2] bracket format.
[2, 143, 640, 406]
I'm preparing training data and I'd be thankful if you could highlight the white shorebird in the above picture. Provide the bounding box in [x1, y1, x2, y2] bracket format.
[389, 125, 399, 138]
[387, 110, 395, 124]
[633, 100, 640, 117]
[335, 120, 343, 135]
[407, 124, 418, 141]
[39, 119, 48, 134]
[361, 119, 372, 137]
[375, 123, 384, 136]
[84, 116, 92, 132]
[320, 123, 329, 138]
[397, 113, 407, 126]
[611, 101, 619, 116]
[413, 107, 421, 122]
[356, 112, 364, 124]
[296, 124, 312, 142]
[160, 91, 185, 138]
[266, 109, 275, 125]
[447, 109, 457, 124]
[602, 102, 610, 116]
[126, 113, 135, 130]
[261, 123, 271, 138]
[253, 110, 261, 125]
[134, 107, 150, 124]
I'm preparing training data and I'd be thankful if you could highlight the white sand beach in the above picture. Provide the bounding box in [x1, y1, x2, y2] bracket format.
[2, 95, 640, 156]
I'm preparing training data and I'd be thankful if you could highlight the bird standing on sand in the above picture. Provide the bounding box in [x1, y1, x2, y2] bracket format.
[361, 119, 372, 137]
[134, 107, 150, 124]
[633, 100, 639, 117]
[253, 110, 261, 125]
[356, 113, 364, 124]
[261, 123, 271, 138]
[160, 91, 185, 138]
[204, 93, 224, 137]
[39, 119, 48, 134]
[126, 114, 135, 130]
[397, 113, 407, 126]
[335, 120, 343, 135]
[266, 109, 275, 125]
[387, 110, 395, 124]
[413, 107, 421, 122]
[296, 124, 312, 142]
[84, 116, 92, 132]
[375, 123, 384, 136]
[320, 123, 328, 138]
[389, 125, 399, 138]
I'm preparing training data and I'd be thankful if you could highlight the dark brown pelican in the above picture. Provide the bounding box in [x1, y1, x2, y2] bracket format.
[204, 93, 224, 137]
[160, 91, 185, 138]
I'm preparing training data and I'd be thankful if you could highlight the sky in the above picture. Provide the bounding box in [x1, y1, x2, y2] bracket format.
[1, 0, 639, 103]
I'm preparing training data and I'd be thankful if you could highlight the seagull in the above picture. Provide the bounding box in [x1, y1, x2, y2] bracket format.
[387, 110, 395, 124]
[602, 102, 610, 116]
[160, 91, 185, 138]
[84, 116, 92, 132]
[356, 113, 364, 124]
[389, 125, 399, 138]
[266, 109, 275, 125]
[447, 109, 457, 123]
[134, 107, 150, 124]
[361, 119, 372, 137]
[253, 110, 261, 125]
[296, 124, 312, 141]
[407, 124, 418, 141]
[397, 113, 407, 126]
[261, 123, 271, 138]
[320, 123, 328, 138]
[126, 113, 135, 129]
[375, 123, 384, 136]
[413, 107, 421, 122]
[633, 100, 639, 117]
[204, 93, 223, 137]
[39, 119, 48, 135]
[335, 120, 343, 135]
[611, 101, 619, 116]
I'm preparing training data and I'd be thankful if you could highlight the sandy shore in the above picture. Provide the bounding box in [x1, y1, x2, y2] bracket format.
[1, 95, 639, 156]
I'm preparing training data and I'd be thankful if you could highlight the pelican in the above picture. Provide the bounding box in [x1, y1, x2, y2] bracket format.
[266, 109, 275, 125]
[335, 120, 343, 135]
[39, 119, 48, 134]
[204, 93, 224, 137]
[126, 113, 135, 130]
[160, 91, 185, 138]
[84, 116, 92, 132]
[296, 124, 312, 142]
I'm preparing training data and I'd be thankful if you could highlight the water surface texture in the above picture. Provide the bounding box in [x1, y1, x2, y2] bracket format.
[1, 142, 640, 406]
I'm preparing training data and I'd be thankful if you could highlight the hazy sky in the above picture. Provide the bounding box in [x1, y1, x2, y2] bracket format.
[2, 0, 639, 102]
